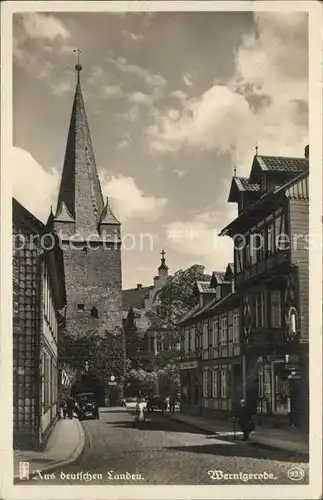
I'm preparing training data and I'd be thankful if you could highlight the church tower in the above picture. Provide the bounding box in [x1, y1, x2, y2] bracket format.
[51, 62, 122, 337]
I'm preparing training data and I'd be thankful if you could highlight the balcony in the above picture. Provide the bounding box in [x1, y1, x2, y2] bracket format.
[236, 251, 290, 287]
[247, 328, 287, 346]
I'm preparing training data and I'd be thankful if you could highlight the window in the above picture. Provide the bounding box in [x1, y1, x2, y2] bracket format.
[77, 304, 85, 311]
[234, 236, 244, 273]
[275, 213, 288, 251]
[255, 293, 265, 328]
[90, 306, 99, 318]
[211, 370, 219, 398]
[270, 290, 282, 328]
[203, 371, 209, 398]
[258, 365, 264, 397]
[203, 321, 209, 349]
[233, 313, 240, 344]
[250, 232, 257, 266]
[220, 370, 228, 399]
[258, 228, 265, 261]
[212, 319, 219, 347]
[220, 316, 228, 345]
[190, 325, 196, 353]
[184, 328, 189, 353]
[267, 224, 274, 256]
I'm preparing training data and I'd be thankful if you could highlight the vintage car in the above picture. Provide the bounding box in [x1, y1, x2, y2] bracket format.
[146, 396, 166, 413]
[75, 392, 99, 420]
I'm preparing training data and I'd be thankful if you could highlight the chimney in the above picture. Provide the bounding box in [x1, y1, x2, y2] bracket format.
[137, 284, 142, 290]
[304, 145, 309, 158]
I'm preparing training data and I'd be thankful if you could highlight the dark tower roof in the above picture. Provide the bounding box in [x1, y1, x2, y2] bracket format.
[158, 249, 168, 271]
[55, 64, 106, 235]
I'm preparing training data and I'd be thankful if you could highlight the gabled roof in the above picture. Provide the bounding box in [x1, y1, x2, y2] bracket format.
[177, 303, 202, 325]
[219, 167, 309, 237]
[195, 281, 217, 294]
[210, 271, 226, 288]
[249, 155, 308, 182]
[223, 263, 234, 280]
[13, 198, 45, 233]
[122, 286, 153, 310]
[228, 176, 260, 203]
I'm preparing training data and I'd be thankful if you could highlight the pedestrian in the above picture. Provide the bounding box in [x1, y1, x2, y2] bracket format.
[134, 397, 146, 428]
[169, 396, 175, 413]
[237, 399, 254, 441]
[62, 401, 67, 419]
[66, 397, 74, 419]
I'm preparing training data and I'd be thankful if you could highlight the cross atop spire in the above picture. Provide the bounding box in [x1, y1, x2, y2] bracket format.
[159, 249, 168, 271]
[255, 142, 259, 156]
[74, 48, 82, 74]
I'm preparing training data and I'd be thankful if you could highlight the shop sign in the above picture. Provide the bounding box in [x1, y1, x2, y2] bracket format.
[179, 360, 198, 370]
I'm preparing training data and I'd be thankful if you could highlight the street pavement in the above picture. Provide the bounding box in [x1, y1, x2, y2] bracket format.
[19, 407, 309, 485]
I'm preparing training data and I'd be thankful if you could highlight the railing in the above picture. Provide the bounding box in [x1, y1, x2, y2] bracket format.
[236, 251, 290, 286]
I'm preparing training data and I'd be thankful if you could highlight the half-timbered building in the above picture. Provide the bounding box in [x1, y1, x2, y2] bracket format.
[220, 147, 309, 427]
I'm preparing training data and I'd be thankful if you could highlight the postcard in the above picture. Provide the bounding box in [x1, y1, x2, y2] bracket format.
[1, 1, 322, 499]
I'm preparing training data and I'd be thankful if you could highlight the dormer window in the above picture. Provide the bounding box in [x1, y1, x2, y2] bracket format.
[91, 306, 99, 318]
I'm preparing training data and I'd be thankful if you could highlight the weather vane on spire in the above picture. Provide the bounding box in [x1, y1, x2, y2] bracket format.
[74, 48, 82, 73]
[255, 142, 259, 156]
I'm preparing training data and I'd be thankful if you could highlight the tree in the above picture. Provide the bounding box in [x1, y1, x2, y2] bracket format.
[147, 264, 209, 332]
[144, 264, 210, 395]
[59, 326, 127, 401]
[125, 368, 159, 397]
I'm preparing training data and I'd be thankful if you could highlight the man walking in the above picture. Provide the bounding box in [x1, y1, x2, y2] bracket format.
[237, 399, 254, 441]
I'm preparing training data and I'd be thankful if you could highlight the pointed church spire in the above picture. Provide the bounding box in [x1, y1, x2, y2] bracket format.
[55, 58, 104, 236]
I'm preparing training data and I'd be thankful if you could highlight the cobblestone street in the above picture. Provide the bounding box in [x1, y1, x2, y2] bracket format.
[17, 408, 309, 486]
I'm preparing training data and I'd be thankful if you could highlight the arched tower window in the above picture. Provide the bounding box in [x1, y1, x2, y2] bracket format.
[90, 306, 99, 318]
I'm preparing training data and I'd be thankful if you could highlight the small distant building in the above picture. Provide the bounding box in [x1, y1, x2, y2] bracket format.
[123, 251, 178, 366]
[13, 199, 66, 450]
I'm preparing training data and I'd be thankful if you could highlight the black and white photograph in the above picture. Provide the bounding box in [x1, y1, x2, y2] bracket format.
[1, 1, 322, 499]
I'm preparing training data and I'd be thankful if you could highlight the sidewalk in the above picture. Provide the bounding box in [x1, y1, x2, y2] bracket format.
[14, 418, 85, 481]
[164, 412, 309, 456]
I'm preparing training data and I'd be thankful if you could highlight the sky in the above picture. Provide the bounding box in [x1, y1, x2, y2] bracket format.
[12, 9, 309, 289]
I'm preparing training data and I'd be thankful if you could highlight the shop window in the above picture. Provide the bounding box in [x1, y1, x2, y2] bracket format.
[270, 291, 282, 328]
[273, 362, 290, 415]
[91, 306, 99, 318]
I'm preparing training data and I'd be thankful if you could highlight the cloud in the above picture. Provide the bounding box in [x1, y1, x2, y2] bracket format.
[165, 210, 234, 274]
[117, 139, 130, 150]
[19, 13, 70, 40]
[102, 176, 168, 221]
[12, 147, 59, 223]
[174, 169, 187, 178]
[122, 29, 144, 42]
[183, 73, 193, 87]
[14, 13, 74, 97]
[102, 85, 123, 99]
[106, 54, 167, 88]
[147, 12, 308, 172]
[122, 105, 140, 123]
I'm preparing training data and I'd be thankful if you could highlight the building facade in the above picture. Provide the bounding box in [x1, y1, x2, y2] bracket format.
[220, 148, 309, 426]
[49, 63, 122, 340]
[123, 251, 177, 366]
[179, 264, 242, 417]
[13, 199, 66, 450]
